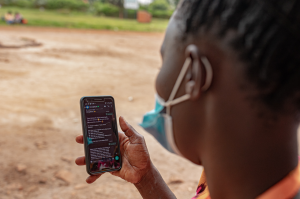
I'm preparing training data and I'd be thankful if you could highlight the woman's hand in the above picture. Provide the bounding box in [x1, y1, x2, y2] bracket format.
[75, 116, 151, 184]
[76, 116, 176, 199]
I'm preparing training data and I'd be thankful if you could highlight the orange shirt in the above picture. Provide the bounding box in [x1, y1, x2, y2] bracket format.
[193, 164, 300, 199]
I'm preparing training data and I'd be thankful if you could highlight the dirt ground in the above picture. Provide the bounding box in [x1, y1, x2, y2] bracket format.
[0, 27, 203, 199]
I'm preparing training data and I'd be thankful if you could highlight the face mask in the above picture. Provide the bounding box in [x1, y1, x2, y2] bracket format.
[140, 56, 213, 156]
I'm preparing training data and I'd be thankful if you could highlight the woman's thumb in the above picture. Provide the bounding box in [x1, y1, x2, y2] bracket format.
[119, 116, 141, 142]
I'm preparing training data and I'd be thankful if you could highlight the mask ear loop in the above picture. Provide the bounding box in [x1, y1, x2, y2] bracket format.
[165, 56, 213, 115]
[166, 57, 192, 115]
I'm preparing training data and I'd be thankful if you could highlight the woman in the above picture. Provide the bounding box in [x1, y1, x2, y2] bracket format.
[76, 0, 300, 198]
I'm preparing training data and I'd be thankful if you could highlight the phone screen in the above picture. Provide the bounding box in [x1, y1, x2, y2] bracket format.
[82, 97, 121, 173]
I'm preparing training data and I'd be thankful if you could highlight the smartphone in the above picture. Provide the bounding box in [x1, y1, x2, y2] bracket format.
[80, 96, 122, 175]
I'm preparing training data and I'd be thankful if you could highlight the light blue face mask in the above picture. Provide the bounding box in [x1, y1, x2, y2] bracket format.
[140, 56, 213, 156]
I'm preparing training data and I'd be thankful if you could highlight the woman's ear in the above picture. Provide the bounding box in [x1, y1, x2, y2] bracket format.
[185, 45, 202, 101]
[184, 44, 213, 101]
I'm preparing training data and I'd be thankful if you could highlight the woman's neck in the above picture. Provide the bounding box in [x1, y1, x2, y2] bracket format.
[202, 112, 299, 199]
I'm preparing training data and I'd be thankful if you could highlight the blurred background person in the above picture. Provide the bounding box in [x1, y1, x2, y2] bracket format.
[4, 11, 13, 24]
[14, 12, 23, 24]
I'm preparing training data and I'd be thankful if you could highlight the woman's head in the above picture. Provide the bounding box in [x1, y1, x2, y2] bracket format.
[181, 0, 300, 112]
[155, 0, 300, 163]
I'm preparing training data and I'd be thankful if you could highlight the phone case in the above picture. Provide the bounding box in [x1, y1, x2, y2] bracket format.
[80, 96, 122, 175]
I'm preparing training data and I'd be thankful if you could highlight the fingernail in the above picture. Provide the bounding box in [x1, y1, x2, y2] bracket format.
[86, 177, 91, 183]
[121, 116, 127, 123]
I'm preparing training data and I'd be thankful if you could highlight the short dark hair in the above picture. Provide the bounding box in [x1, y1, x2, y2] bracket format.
[178, 0, 300, 113]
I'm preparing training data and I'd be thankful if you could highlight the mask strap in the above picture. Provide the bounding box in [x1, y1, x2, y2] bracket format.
[165, 57, 213, 114]
[168, 57, 191, 102]
[166, 56, 213, 104]
[165, 58, 191, 115]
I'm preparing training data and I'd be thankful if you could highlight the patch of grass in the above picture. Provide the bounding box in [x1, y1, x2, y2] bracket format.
[0, 7, 169, 32]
